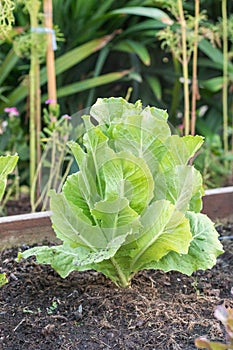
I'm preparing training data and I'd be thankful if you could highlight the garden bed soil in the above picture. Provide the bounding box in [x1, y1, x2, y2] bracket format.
[4, 194, 32, 216]
[0, 222, 233, 350]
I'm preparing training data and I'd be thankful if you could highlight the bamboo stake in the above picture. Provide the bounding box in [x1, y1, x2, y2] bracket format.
[178, 0, 190, 136]
[29, 3, 41, 196]
[43, 0, 57, 105]
[222, 0, 228, 157]
[36, 57, 41, 200]
[191, 0, 200, 136]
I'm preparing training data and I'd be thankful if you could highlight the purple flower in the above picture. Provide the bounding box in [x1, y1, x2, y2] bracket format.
[4, 107, 19, 117]
[62, 114, 72, 120]
[50, 116, 57, 123]
[45, 99, 56, 105]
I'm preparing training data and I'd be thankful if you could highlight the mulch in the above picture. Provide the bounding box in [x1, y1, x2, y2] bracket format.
[0, 222, 233, 350]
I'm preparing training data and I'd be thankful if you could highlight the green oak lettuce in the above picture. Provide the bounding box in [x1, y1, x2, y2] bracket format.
[19, 98, 223, 287]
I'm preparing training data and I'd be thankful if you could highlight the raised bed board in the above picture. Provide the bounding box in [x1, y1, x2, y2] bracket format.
[0, 211, 57, 251]
[202, 186, 233, 221]
[0, 187, 232, 250]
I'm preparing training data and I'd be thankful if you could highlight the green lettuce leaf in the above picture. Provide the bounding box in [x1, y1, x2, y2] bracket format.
[110, 115, 169, 178]
[160, 135, 204, 172]
[144, 212, 224, 275]
[0, 155, 18, 201]
[90, 97, 143, 125]
[18, 242, 126, 278]
[99, 151, 154, 213]
[154, 165, 204, 213]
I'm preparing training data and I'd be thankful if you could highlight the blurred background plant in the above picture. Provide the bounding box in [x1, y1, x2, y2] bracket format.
[0, 0, 232, 213]
[195, 291, 233, 349]
[0, 107, 28, 214]
[30, 100, 83, 212]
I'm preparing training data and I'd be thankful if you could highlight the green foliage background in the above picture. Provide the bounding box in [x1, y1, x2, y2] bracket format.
[0, 0, 232, 188]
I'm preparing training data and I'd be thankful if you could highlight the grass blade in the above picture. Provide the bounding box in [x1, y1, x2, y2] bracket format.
[53, 70, 130, 99]
[114, 40, 151, 66]
[0, 49, 19, 86]
[110, 6, 172, 23]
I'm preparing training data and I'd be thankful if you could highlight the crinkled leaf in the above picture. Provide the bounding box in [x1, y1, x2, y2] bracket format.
[146, 212, 223, 275]
[51, 190, 140, 251]
[50, 190, 108, 249]
[161, 135, 204, 172]
[83, 120, 121, 198]
[90, 97, 143, 125]
[18, 242, 125, 278]
[142, 105, 169, 123]
[91, 197, 139, 229]
[67, 140, 86, 167]
[100, 151, 154, 213]
[67, 125, 114, 203]
[63, 171, 98, 223]
[129, 200, 191, 269]
[91, 197, 142, 245]
[154, 165, 204, 213]
[110, 111, 170, 177]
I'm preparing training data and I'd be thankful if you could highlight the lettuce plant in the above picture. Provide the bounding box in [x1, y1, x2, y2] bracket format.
[19, 98, 223, 287]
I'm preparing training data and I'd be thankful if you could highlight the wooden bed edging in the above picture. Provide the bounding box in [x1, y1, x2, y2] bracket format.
[202, 186, 233, 221]
[0, 187, 232, 250]
[0, 211, 56, 250]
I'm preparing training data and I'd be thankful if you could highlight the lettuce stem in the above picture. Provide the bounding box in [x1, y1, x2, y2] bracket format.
[110, 257, 129, 288]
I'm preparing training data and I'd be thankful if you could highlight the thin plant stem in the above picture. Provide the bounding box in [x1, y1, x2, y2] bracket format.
[125, 87, 133, 102]
[31, 135, 57, 211]
[30, 145, 48, 212]
[57, 158, 73, 193]
[42, 131, 58, 210]
[29, 55, 36, 189]
[178, 0, 190, 135]
[51, 140, 66, 191]
[29, 2, 41, 201]
[170, 54, 182, 123]
[110, 257, 129, 288]
[222, 0, 229, 159]
[43, 0, 57, 104]
[36, 60, 41, 199]
[191, 0, 200, 136]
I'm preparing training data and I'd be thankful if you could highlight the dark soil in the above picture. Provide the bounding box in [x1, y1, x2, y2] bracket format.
[0, 222, 233, 350]
[4, 195, 31, 216]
